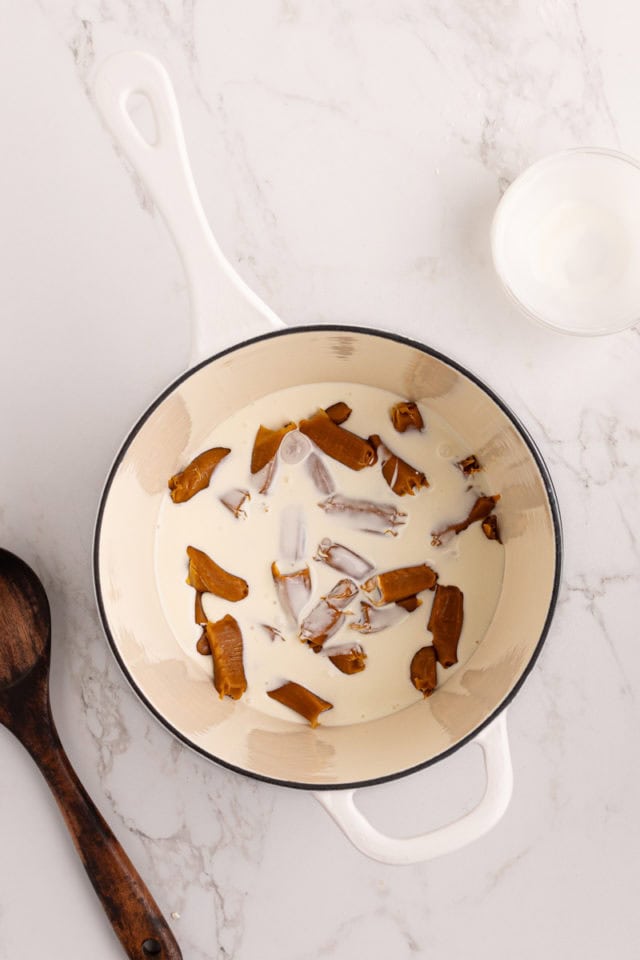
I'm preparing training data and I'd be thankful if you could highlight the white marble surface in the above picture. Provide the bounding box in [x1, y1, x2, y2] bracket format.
[1, 1, 639, 958]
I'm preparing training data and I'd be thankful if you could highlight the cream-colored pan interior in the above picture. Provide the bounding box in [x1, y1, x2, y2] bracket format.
[95, 328, 560, 788]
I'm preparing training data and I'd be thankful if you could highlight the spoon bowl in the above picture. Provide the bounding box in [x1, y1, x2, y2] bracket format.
[0, 548, 50, 688]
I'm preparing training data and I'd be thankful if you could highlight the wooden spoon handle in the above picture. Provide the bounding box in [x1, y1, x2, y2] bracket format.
[12, 692, 182, 960]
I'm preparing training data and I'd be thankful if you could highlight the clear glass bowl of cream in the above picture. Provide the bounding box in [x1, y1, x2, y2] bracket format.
[491, 148, 640, 336]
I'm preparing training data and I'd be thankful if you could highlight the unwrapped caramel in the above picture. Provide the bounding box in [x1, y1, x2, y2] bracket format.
[168, 447, 230, 503]
[250, 422, 296, 475]
[410, 646, 437, 697]
[482, 514, 502, 543]
[457, 454, 482, 476]
[369, 435, 428, 496]
[428, 584, 464, 668]
[206, 614, 247, 700]
[324, 401, 352, 425]
[267, 681, 333, 727]
[362, 563, 438, 606]
[186, 546, 249, 602]
[431, 494, 500, 546]
[390, 401, 424, 433]
[299, 410, 377, 471]
[328, 645, 367, 675]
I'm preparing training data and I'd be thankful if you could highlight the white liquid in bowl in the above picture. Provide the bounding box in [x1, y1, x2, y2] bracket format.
[154, 383, 504, 727]
[492, 150, 640, 334]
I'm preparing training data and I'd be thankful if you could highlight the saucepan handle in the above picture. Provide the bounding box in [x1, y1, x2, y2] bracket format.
[313, 710, 513, 865]
[92, 51, 284, 365]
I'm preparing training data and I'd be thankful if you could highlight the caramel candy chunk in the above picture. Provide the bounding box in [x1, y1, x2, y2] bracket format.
[168, 447, 230, 503]
[314, 538, 374, 580]
[457, 454, 482, 476]
[196, 627, 211, 655]
[319, 493, 407, 535]
[428, 585, 464, 668]
[362, 563, 438, 606]
[431, 494, 501, 546]
[299, 409, 377, 471]
[186, 546, 249, 602]
[220, 488, 250, 518]
[328, 645, 367, 675]
[390, 401, 424, 433]
[271, 562, 312, 624]
[410, 646, 437, 697]
[250, 422, 296, 474]
[396, 595, 421, 612]
[350, 601, 408, 634]
[267, 681, 333, 727]
[194, 590, 207, 625]
[206, 614, 247, 700]
[369, 435, 428, 496]
[324, 401, 352, 425]
[482, 514, 502, 543]
[299, 578, 358, 651]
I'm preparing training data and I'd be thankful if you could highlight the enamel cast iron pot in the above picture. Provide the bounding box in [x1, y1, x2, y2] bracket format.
[92, 53, 562, 865]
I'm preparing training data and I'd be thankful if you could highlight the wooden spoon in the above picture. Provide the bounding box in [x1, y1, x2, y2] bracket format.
[0, 549, 182, 960]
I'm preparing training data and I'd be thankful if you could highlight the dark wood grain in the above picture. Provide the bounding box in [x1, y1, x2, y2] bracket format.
[0, 549, 50, 686]
[0, 550, 182, 960]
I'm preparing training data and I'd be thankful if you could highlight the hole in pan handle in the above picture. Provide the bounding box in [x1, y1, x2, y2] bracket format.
[92, 51, 285, 366]
[313, 711, 513, 865]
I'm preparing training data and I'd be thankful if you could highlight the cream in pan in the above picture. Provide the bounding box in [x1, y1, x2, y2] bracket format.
[154, 383, 504, 727]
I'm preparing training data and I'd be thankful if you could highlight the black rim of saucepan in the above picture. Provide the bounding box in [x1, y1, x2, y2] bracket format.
[93, 324, 563, 792]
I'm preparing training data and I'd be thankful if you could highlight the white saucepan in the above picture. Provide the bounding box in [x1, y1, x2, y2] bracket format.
[92, 52, 561, 865]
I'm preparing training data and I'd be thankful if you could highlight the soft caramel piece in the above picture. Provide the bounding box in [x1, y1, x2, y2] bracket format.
[431, 494, 501, 546]
[206, 615, 247, 700]
[168, 447, 230, 503]
[299, 409, 377, 471]
[194, 590, 207, 625]
[362, 563, 438, 606]
[328, 645, 367, 675]
[428, 585, 464, 668]
[396, 595, 422, 612]
[482, 514, 502, 543]
[390, 401, 424, 433]
[457, 454, 482, 476]
[250, 422, 296, 474]
[369, 435, 428, 496]
[271, 562, 312, 624]
[186, 545, 249, 602]
[267, 681, 333, 728]
[324, 401, 352, 425]
[410, 646, 437, 697]
[196, 627, 211, 655]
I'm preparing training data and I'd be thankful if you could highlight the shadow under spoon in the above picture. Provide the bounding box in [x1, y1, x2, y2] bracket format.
[0, 548, 182, 960]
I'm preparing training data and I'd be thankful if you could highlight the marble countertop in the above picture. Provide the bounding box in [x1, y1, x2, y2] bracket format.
[2, 2, 639, 958]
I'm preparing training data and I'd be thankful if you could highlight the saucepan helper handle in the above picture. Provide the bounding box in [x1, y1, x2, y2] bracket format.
[92, 51, 284, 365]
[313, 710, 513, 865]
